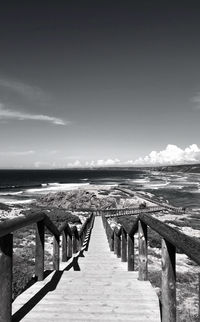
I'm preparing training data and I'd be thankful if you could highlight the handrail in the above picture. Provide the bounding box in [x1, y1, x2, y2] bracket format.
[102, 212, 200, 322]
[139, 213, 200, 265]
[116, 187, 186, 214]
[0, 212, 46, 237]
[0, 211, 94, 322]
[103, 206, 165, 218]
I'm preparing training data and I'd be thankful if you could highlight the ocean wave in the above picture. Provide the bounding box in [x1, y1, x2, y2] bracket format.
[144, 182, 169, 189]
[0, 197, 35, 205]
[0, 183, 42, 190]
[26, 182, 90, 194]
[132, 178, 150, 183]
[6, 199, 35, 205]
[0, 191, 23, 196]
[164, 184, 184, 190]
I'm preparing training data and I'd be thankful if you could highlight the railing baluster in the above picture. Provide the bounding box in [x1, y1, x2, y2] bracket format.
[72, 233, 79, 253]
[0, 234, 13, 322]
[53, 235, 60, 270]
[121, 228, 127, 262]
[110, 229, 114, 252]
[62, 229, 67, 262]
[116, 232, 121, 258]
[35, 220, 45, 281]
[67, 234, 72, 258]
[114, 231, 117, 255]
[128, 235, 134, 271]
[138, 220, 148, 280]
[162, 238, 176, 322]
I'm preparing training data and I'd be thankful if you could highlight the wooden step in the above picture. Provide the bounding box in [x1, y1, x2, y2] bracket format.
[12, 217, 161, 322]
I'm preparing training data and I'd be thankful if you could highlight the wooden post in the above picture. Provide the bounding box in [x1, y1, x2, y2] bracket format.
[67, 234, 72, 258]
[79, 231, 84, 248]
[116, 233, 121, 258]
[72, 234, 79, 253]
[114, 232, 117, 254]
[128, 235, 134, 271]
[53, 235, 60, 270]
[62, 230, 67, 262]
[162, 238, 176, 322]
[121, 229, 127, 262]
[138, 220, 148, 280]
[110, 233, 114, 251]
[0, 234, 13, 322]
[35, 220, 44, 280]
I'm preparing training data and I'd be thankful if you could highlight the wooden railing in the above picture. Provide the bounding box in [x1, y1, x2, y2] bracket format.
[0, 212, 94, 322]
[102, 206, 165, 217]
[102, 212, 200, 322]
[69, 206, 165, 217]
[116, 187, 186, 214]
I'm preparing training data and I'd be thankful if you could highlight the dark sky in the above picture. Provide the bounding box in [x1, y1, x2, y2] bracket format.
[1, 1, 200, 168]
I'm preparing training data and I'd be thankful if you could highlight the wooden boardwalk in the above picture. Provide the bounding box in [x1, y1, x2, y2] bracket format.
[13, 217, 161, 321]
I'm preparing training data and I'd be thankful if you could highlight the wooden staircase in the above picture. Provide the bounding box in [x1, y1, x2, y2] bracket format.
[12, 216, 161, 321]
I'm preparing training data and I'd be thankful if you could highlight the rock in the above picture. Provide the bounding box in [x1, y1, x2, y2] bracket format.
[38, 189, 118, 210]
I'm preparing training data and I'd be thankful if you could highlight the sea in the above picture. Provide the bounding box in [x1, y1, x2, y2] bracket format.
[0, 169, 200, 212]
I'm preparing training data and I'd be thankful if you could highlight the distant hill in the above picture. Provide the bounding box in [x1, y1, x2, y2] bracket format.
[91, 164, 200, 173]
[146, 163, 200, 173]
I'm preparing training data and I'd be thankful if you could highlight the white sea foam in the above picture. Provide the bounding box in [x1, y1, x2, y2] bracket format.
[144, 182, 169, 189]
[132, 178, 150, 183]
[26, 182, 90, 194]
[0, 197, 35, 205]
[0, 191, 23, 196]
[6, 199, 35, 205]
[164, 184, 183, 190]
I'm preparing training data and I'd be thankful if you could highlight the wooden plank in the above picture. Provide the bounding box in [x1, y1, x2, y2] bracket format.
[0, 234, 13, 322]
[67, 234, 72, 258]
[53, 235, 60, 270]
[140, 213, 200, 265]
[115, 232, 121, 258]
[161, 238, 176, 322]
[127, 235, 134, 271]
[138, 221, 148, 281]
[35, 220, 44, 281]
[72, 234, 79, 253]
[62, 230, 67, 262]
[12, 217, 160, 322]
[0, 212, 45, 237]
[18, 312, 159, 321]
[121, 228, 127, 262]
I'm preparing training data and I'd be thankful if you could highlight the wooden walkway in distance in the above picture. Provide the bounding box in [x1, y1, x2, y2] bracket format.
[13, 217, 161, 321]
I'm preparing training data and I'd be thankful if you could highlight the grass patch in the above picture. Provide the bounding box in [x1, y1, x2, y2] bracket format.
[12, 210, 82, 299]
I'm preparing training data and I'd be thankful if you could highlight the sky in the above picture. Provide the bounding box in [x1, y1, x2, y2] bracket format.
[1, 1, 200, 168]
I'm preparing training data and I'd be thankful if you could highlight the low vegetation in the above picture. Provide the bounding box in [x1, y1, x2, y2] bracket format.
[115, 214, 200, 322]
[12, 210, 83, 299]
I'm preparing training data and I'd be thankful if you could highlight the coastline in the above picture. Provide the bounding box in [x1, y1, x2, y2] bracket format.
[1, 183, 200, 320]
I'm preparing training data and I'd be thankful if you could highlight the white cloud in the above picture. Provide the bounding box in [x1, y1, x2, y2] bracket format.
[67, 160, 82, 168]
[0, 103, 66, 125]
[134, 144, 200, 166]
[192, 92, 200, 104]
[66, 158, 121, 168]
[31, 144, 200, 169]
[0, 78, 49, 103]
[0, 78, 68, 125]
[0, 150, 35, 156]
[96, 158, 120, 166]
